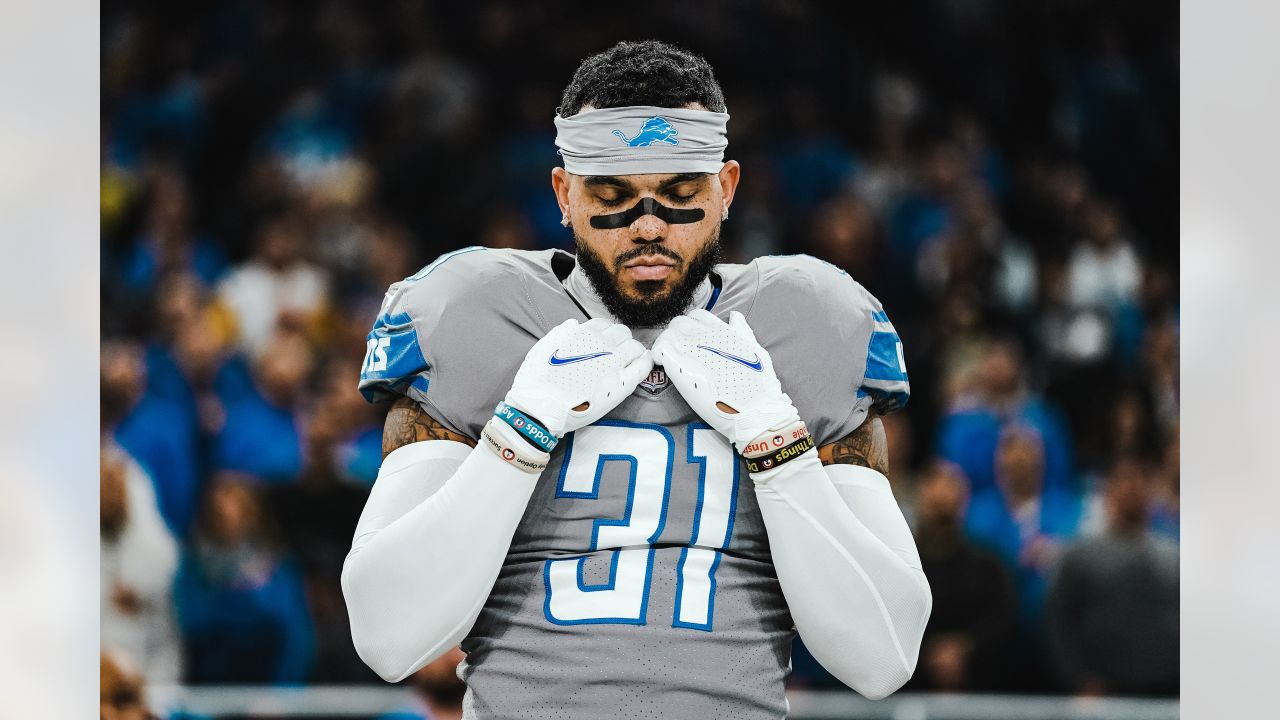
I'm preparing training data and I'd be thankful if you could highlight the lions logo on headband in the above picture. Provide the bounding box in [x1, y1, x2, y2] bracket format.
[555, 106, 728, 174]
[612, 116, 679, 147]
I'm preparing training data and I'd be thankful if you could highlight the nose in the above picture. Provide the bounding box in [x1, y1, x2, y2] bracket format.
[630, 210, 666, 242]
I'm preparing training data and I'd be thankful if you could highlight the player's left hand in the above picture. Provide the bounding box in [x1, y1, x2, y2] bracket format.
[652, 309, 800, 450]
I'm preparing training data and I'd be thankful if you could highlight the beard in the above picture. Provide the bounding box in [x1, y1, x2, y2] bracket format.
[575, 230, 723, 328]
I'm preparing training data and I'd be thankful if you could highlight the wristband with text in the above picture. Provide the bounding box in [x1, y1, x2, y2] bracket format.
[740, 420, 810, 458]
[742, 433, 816, 474]
[481, 416, 551, 474]
[494, 401, 558, 452]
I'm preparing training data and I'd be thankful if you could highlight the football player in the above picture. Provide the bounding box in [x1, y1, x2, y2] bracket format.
[343, 40, 930, 718]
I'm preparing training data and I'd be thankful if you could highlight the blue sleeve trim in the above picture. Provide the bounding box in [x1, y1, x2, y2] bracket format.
[861, 309, 910, 412]
[358, 310, 430, 402]
[865, 331, 907, 382]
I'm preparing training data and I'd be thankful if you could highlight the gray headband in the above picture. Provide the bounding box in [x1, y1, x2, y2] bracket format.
[554, 106, 730, 176]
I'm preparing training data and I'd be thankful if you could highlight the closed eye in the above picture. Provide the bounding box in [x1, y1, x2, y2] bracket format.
[595, 192, 632, 207]
[662, 177, 705, 204]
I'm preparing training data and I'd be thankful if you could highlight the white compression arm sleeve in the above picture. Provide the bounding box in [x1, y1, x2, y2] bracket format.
[341, 439, 539, 682]
[751, 453, 932, 700]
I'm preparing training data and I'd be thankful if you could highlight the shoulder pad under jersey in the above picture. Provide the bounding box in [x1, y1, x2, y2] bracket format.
[746, 254, 910, 446]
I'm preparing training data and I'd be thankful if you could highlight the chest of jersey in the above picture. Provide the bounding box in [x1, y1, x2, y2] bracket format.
[509, 389, 770, 629]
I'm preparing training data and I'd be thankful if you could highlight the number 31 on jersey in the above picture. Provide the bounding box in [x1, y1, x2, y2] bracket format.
[543, 421, 738, 631]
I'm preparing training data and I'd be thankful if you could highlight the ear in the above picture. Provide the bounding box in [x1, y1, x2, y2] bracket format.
[717, 160, 741, 214]
[551, 167, 572, 217]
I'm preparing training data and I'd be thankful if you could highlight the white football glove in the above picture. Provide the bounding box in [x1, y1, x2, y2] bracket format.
[505, 318, 653, 437]
[652, 309, 800, 450]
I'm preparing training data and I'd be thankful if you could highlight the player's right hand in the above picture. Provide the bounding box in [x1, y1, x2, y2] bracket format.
[504, 318, 652, 437]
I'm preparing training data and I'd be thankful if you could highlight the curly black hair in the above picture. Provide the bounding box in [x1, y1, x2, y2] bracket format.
[557, 40, 726, 117]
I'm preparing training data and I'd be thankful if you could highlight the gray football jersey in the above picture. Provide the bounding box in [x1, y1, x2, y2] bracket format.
[358, 247, 910, 719]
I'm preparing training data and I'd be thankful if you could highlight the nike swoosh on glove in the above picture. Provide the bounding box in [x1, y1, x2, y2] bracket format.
[505, 318, 653, 437]
[652, 309, 800, 450]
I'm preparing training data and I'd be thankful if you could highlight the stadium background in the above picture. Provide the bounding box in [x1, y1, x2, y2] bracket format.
[99, 1, 1178, 717]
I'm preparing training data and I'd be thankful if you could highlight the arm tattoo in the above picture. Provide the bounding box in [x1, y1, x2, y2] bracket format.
[817, 412, 890, 475]
[382, 396, 476, 458]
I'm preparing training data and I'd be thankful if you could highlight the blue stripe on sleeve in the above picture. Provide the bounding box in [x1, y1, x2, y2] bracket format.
[861, 310, 910, 411]
[358, 310, 430, 402]
[865, 330, 908, 382]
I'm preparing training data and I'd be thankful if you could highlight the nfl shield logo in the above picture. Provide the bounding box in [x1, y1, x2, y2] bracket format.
[638, 367, 671, 395]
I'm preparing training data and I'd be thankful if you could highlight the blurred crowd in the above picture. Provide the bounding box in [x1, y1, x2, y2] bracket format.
[100, 0, 1178, 702]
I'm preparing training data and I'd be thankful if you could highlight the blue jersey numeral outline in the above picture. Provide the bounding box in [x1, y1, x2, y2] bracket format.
[543, 420, 674, 626]
[543, 421, 738, 630]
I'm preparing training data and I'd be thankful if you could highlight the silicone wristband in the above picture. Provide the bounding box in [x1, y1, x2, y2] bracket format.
[743, 433, 816, 474]
[740, 421, 810, 458]
[495, 402, 558, 452]
[481, 416, 550, 474]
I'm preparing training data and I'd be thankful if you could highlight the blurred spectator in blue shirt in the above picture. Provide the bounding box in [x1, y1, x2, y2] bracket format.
[119, 164, 227, 302]
[106, 339, 201, 538]
[141, 273, 248, 491]
[176, 474, 315, 684]
[141, 274, 208, 428]
[107, 66, 205, 172]
[213, 328, 313, 483]
[881, 140, 966, 296]
[966, 425, 1081, 691]
[937, 338, 1075, 496]
[771, 91, 859, 216]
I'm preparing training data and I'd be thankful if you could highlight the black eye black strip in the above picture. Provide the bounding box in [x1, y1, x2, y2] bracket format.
[589, 197, 706, 229]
